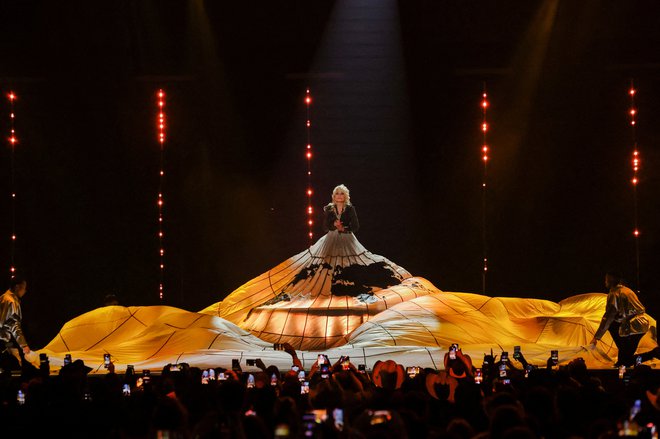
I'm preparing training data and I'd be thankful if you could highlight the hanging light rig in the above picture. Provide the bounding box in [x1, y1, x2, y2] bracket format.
[629, 81, 641, 293]
[157, 89, 166, 300]
[8, 92, 17, 280]
[305, 88, 313, 245]
[481, 85, 489, 295]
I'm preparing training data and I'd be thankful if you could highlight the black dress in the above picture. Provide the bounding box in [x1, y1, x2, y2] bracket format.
[323, 204, 360, 234]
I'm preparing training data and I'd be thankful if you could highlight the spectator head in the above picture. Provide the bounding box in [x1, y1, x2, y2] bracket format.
[373, 360, 405, 390]
[425, 370, 458, 402]
[489, 405, 526, 439]
[605, 272, 624, 289]
[10, 276, 27, 297]
[446, 418, 475, 439]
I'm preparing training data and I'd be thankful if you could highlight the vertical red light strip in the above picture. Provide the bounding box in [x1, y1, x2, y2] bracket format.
[305, 88, 313, 244]
[629, 81, 641, 292]
[157, 89, 166, 300]
[481, 84, 489, 294]
[8, 92, 17, 280]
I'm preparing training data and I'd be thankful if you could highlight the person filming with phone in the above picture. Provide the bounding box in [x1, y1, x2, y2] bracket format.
[444, 343, 473, 380]
[589, 272, 660, 367]
[0, 277, 32, 371]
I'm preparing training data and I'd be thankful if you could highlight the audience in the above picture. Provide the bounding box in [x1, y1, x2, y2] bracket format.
[0, 344, 658, 438]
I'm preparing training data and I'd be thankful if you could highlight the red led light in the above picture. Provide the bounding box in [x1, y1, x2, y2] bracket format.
[482, 100, 488, 108]
[482, 123, 487, 132]
[307, 189, 312, 195]
[306, 152, 312, 159]
[8, 92, 15, 101]
[630, 89, 636, 96]
[634, 230, 640, 237]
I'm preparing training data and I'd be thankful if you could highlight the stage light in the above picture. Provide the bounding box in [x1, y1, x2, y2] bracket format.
[156, 89, 166, 300]
[7, 91, 18, 278]
[480, 85, 490, 294]
[305, 88, 314, 243]
[627, 80, 641, 292]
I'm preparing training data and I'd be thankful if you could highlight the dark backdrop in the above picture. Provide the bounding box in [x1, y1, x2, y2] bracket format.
[0, 0, 659, 348]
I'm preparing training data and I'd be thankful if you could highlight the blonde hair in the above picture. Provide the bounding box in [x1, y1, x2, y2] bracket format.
[330, 184, 351, 205]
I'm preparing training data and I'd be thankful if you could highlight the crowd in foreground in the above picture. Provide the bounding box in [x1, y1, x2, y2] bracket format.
[0, 342, 659, 439]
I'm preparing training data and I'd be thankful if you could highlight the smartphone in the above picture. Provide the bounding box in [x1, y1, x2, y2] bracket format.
[370, 410, 392, 426]
[341, 356, 350, 371]
[635, 355, 642, 366]
[170, 363, 180, 372]
[232, 359, 240, 371]
[525, 364, 533, 378]
[64, 353, 72, 366]
[16, 390, 25, 406]
[246, 359, 256, 366]
[320, 364, 330, 379]
[358, 364, 366, 373]
[502, 378, 511, 385]
[499, 362, 507, 378]
[474, 368, 483, 384]
[501, 351, 509, 363]
[247, 374, 255, 389]
[104, 353, 111, 367]
[619, 365, 626, 379]
[122, 383, 131, 396]
[551, 350, 558, 366]
[201, 370, 209, 385]
[301, 381, 310, 394]
[449, 343, 458, 360]
[39, 353, 48, 364]
[298, 370, 305, 382]
[208, 369, 216, 380]
[317, 354, 326, 366]
[513, 346, 521, 359]
[406, 366, 420, 377]
[218, 372, 227, 381]
[292, 365, 300, 373]
[126, 365, 135, 377]
[333, 408, 344, 431]
[302, 413, 317, 435]
[271, 373, 278, 386]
